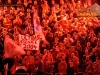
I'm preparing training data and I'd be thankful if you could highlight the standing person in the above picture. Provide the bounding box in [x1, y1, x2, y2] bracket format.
[10, 55, 23, 74]
[13, 15, 22, 28]
[75, 41, 83, 69]
[36, 55, 44, 75]
[3, 57, 15, 75]
[0, 55, 3, 75]
[3, 15, 12, 29]
[95, 56, 100, 73]
[22, 51, 36, 74]
[58, 58, 67, 74]
[85, 56, 92, 73]
[67, 59, 75, 75]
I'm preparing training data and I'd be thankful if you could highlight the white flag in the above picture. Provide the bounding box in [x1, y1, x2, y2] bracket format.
[33, 12, 45, 40]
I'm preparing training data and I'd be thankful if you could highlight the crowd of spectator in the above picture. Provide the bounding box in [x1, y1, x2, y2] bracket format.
[0, 0, 100, 75]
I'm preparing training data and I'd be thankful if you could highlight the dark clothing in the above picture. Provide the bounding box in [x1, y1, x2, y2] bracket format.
[3, 58, 14, 70]
[37, 72, 44, 75]
[67, 66, 74, 75]
[40, 41, 50, 54]
[0, 57, 3, 72]
[77, 36, 86, 47]
[46, 32, 53, 44]
[2, 58, 14, 75]
[54, 61, 59, 73]
[37, 60, 44, 73]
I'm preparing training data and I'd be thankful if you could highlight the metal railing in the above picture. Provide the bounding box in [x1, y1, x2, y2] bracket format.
[11, 72, 100, 75]
[12, 73, 29, 75]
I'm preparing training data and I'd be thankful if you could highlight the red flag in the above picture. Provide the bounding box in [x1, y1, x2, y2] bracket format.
[4, 35, 25, 58]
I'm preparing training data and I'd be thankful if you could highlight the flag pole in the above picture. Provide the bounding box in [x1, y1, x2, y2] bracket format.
[4, 63, 8, 75]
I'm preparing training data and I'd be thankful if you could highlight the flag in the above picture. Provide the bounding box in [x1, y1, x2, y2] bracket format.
[4, 35, 25, 58]
[33, 12, 45, 40]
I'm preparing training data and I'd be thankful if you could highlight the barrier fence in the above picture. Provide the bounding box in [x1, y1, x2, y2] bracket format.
[11, 73, 100, 75]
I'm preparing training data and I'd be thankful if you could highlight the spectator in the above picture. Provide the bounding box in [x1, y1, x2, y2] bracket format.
[0, 0, 100, 75]
[22, 51, 36, 74]
[36, 55, 44, 75]
[58, 58, 67, 74]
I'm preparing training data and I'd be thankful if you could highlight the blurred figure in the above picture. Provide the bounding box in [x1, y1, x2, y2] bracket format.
[36, 55, 44, 75]
[58, 58, 67, 74]
[22, 51, 36, 74]
[13, 15, 22, 28]
[3, 15, 12, 29]
[85, 56, 92, 73]
[43, 50, 54, 74]
[41, 1, 50, 15]
[17, 0, 22, 4]
[10, 55, 22, 74]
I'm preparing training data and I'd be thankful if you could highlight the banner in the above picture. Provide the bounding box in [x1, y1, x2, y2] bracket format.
[4, 35, 25, 58]
[19, 34, 40, 50]
[33, 12, 45, 40]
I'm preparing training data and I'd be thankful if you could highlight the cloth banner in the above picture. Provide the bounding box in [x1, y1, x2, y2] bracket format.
[33, 12, 45, 40]
[4, 35, 25, 58]
[19, 34, 40, 50]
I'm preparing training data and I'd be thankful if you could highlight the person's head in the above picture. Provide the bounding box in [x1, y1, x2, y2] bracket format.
[44, 1, 48, 4]
[21, 29, 26, 34]
[27, 8, 30, 13]
[4, 6, 7, 11]
[71, 53, 75, 58]
[5, 15, 9, 21]
[54, 22, 58, 28]
[76, 41, 80, 46]
[69, 13, 73, 18]
[0, 22, 2, 28]
[44, 49, 47, 54]
[17, 0, 22, 4]
[8, 0, 12, 4]
[60, 0, 64, 5]
[59, 42, 64, 48]
[34, 0, 37, 5]
[86, 55, 90, 60]
[98, 32, 100, 39]
[47, 28, 51, 33]
[55, 45, 59, 51]
[67, 33, 71, 38]
[14, 55, 22, 59]
[96, 56, 99, 62]
[37, 50, 40, 54]
[28, 0, 32, 3]
[16, 15, 20, 19]
[10, 9, 14, 14]
[86, 42, 91, 47]
[61, 58, 65, 62]
[26, 51, 31, 56]
[29, 30, 34, 35]
[97, 41, 100, 47]
[84, 3, 88, 8]
[2, 28, 7, 35]
[17, 7, 21, 11]
[24, 0, 27, 3]
[70, 46, 75, 51]
[54, 37, 58, 42]
[52, 0, 55, 5]
[73, 31, 77, 37]
[98, 37, 100, 42]
[77, 1, 81, 5]
[85, 49, 88, 55]
[37, 55, 42, 61]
